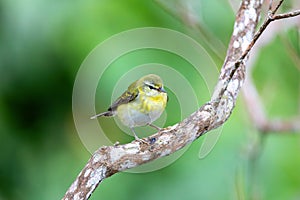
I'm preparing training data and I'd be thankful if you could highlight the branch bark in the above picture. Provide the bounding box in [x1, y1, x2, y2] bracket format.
[63, 0, 300, 199]
[242, 0, 300, 134]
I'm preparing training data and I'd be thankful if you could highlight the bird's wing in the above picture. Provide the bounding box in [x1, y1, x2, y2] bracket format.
[108, 82, 139, 112]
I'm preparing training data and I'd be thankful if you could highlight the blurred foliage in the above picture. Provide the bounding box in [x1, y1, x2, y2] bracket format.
[0, 0, 299, 200]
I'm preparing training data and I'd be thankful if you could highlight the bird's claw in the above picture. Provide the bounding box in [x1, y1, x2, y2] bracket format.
[134, 136, 149, 144]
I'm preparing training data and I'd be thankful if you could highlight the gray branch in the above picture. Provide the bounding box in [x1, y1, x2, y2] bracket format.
[62, 0, 300, 199]
[243, 59, 300, 133]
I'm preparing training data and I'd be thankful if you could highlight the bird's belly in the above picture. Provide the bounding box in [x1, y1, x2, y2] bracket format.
[116, 101, 164, 127]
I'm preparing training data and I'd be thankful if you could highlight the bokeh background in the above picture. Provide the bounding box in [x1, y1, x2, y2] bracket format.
[0, 0, 299, 199]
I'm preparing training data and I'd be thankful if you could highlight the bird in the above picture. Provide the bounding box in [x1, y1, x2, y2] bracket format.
[91, 74, 168, 141]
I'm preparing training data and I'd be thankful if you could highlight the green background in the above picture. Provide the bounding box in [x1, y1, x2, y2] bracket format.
[0, 0, 299, 199]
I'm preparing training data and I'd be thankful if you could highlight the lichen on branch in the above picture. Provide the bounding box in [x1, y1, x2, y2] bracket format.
[63, 0, 300, 199]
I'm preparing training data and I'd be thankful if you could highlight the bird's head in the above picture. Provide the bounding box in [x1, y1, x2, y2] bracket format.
[138, 74, 167, 96]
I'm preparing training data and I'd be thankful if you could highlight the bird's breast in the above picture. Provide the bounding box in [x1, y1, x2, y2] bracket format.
[147, 94, 167, 103]
[142, 94, 167, 112]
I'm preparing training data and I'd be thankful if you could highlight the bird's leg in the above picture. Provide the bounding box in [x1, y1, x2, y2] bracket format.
[147, 123, 162, 131]
[130, 127, 139, 140]
[130, 127, 148, 143]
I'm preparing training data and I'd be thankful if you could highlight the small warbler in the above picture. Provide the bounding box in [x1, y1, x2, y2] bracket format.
[91, 74, 168, 140]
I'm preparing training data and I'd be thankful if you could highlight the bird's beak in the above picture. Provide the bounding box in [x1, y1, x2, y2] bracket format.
[160, 87, 167, 93]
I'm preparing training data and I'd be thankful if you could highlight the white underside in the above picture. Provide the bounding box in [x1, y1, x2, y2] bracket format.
[116, 96, 166, 127]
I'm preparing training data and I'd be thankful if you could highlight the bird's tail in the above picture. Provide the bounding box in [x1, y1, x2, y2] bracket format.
[90, 111, 113, 119]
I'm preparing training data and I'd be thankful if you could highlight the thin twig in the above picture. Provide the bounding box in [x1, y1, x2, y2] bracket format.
[271, 0, 284, 16]
[63, 0, 300, 199]
[154, 0, 226, 63]
[239, 6, 300, 62]
[243, 73, 300, 133]
[273, 10, 300, 20]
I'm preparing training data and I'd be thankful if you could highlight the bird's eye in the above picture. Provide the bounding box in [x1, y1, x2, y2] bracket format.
[148, 85, 156, 90]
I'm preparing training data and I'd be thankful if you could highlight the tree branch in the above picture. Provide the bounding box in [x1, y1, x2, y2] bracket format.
[242, 0, 300, 134]
[239, 1, 300, 62]
[273, 10, 300, 20]
[154, 0, 226, 62]
[63, 0, 300, 199]
[243, 69, 300, 133]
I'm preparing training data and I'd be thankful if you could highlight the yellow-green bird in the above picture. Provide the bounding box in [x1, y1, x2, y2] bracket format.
[91, 74, 168, 140]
